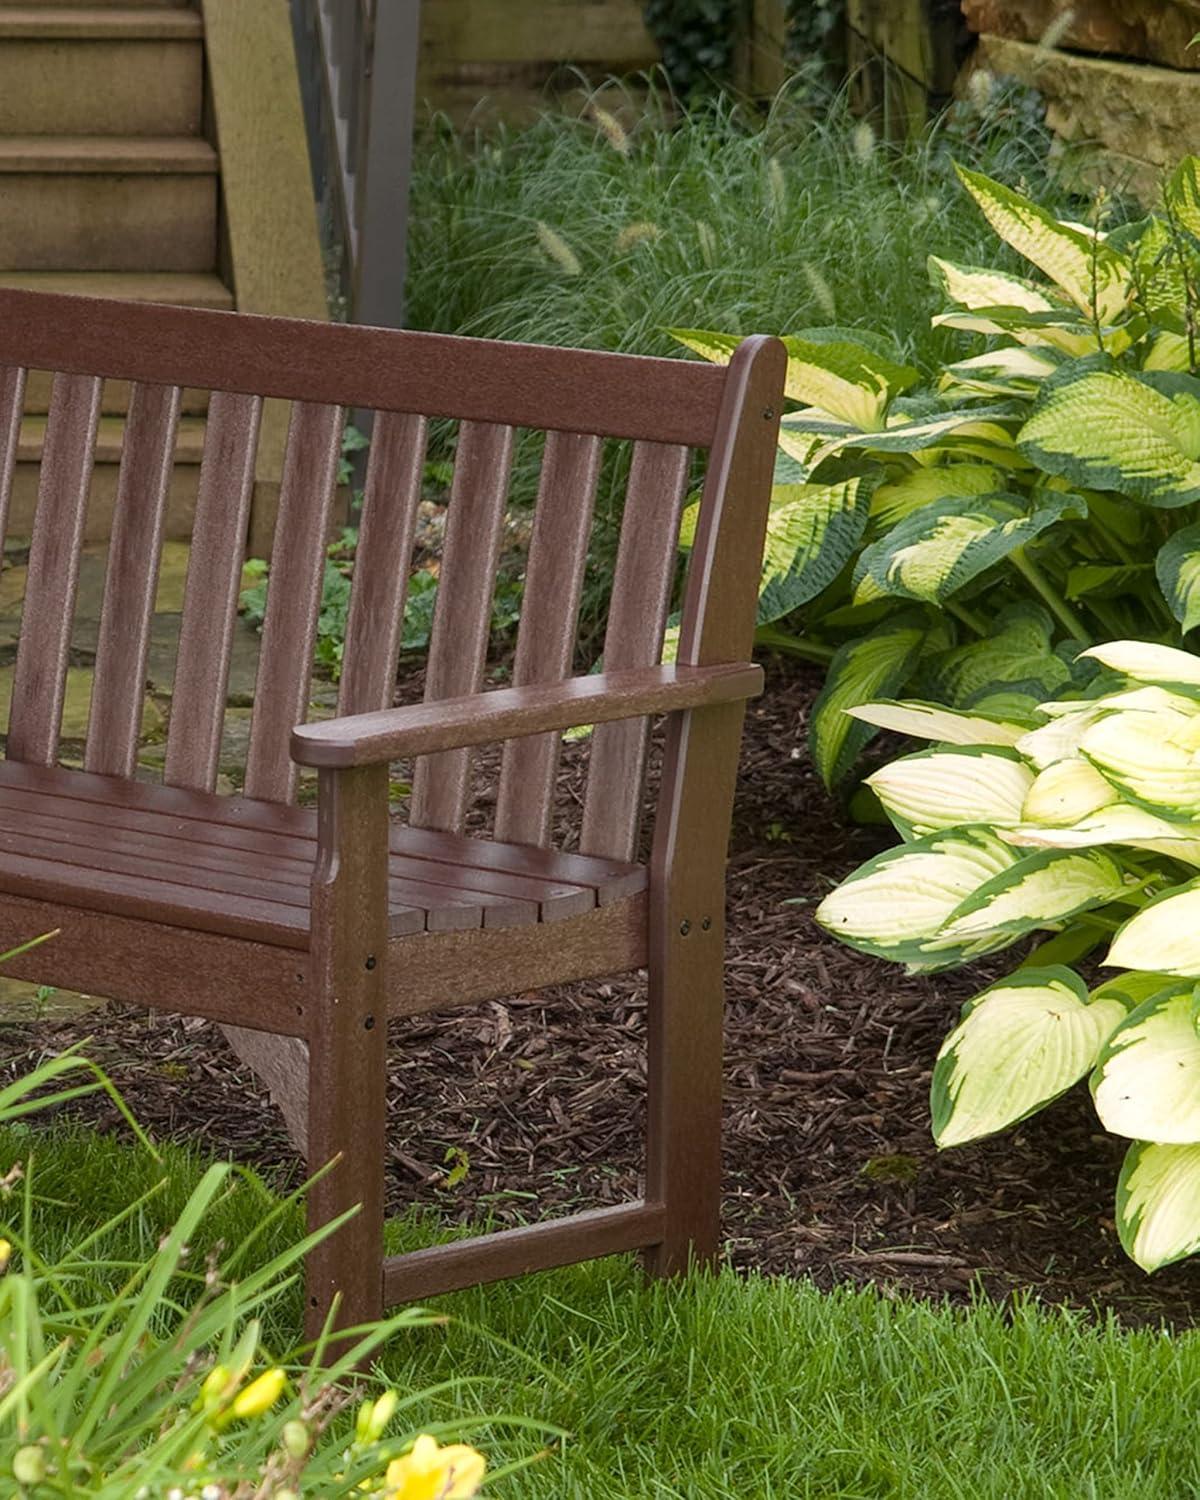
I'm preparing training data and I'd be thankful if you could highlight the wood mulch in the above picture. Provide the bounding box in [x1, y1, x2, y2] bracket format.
[3, 657, 1200, 1327]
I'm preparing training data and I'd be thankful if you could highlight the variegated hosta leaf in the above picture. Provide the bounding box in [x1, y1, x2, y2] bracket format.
[1065, 561, 1155, 601]
[1016, 709, 1107, 770]
[808, 616, 925, 788]
[666, 327, 740, 367]
[1144, 332, 1194, 373]
[925, 603, 1070, 709]
[779, 333, 919, 431]
[757, 475, 872, 625]
[845, 699, 1026, 747]
[1090, 970, 1180, 1009]
[1021, 758, 1118, 826]
[938, 346, 1059, 400]
[937, 847, 1128, 944]
[1079, 640, 1200, 687]
[867, 462, 1002, 533]
[932, 967, 1127, 1148]
[932, 308, 1104, 359]
[927, 255, 1058, 315]
[1166, 155, 1200, 241]
[1081, 708, 1200, 818]
[1156, 522, 1200, 634]
[1002, 804, 1199, 852]
[1018, 364, 1200, 509]
[1038, 685, 1200, 718]
[814, 826, 1020, 965]
[866, 746, 1034, 837]
[852, 491, 1079, 607]
[955, 164, 1133, 324]
[1092, 984, 1200, 1143]
[1116, 1140, 1200, 1271]
[1108, 878, 1200, 976]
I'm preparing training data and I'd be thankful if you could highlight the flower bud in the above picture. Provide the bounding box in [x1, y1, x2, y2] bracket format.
[13, 1446, 46, 1485]
[0, 1238, 11, 1273]
[229, 1367, 287, 1420]
[281, 1419, 309, 1460]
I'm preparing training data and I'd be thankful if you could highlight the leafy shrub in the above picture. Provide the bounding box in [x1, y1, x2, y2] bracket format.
[0, 1047, 492, 1497]
[815, 639, 1200, 1274]
[672, 156, 1200, 787]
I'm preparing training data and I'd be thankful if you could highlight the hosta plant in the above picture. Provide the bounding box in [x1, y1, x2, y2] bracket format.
[815, 640, 1200, 1273]
[673, 156, 1200, 787]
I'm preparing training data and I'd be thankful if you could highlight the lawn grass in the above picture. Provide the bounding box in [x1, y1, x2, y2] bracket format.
[7, 1125, 1200, 1499]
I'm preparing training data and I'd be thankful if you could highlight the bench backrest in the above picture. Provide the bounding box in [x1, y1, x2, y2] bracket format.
[0, 290, 783, 859]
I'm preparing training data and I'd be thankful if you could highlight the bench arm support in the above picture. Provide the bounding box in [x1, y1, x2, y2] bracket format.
[290, 662, 763, 769]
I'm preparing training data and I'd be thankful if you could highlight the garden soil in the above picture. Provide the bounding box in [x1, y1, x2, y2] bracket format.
[4, 659, 1199, 1327]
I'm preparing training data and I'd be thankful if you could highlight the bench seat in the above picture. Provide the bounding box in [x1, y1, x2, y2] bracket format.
[0, 761, 646, 950]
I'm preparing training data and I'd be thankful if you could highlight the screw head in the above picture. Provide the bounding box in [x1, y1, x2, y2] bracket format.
[679, 919, 691, 936]
[762, 405, 776, 420]
[701, 916, 712, 931]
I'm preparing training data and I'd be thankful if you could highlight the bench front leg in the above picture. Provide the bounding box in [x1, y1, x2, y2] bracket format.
[305, 762, 390, 1341]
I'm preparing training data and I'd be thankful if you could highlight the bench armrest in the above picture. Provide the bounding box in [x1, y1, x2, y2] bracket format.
[291, 662, 763, 770]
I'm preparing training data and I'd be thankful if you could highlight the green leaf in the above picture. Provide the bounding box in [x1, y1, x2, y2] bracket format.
[938, 346, 1059, 399]
[1165, 155, 1200, 241]
[1065, 561, 1154, 601]
[814, 826, 1021, 965]
[779, 334, 919, 430]
[937, 847, 1128, 943]
[867, 462, 1002, 533]
[955, 164, 1133, 324]
[866, 745, 1033, 836]
[1157, 523, 1200, 633]
[808, 614, 925, 786]
[927, 254, 1058, 315]
[666, 327, 741, 366]
[1080, 705, 1200, 818]
[932, 966, 1127, 1148]
[757, 474, 872, 624]
[853, 490, 1079, 606]
[1116, 1139, 1200, 1270]
[1092, 984, 1200, 1143]
[925, 603, 1070, 708]
[1018, 362, 1200, 508]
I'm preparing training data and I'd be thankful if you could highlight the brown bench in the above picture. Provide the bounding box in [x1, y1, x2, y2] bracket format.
[0, 287, 784, 1333]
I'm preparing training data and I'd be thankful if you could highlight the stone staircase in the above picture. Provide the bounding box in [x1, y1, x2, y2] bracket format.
[0, 2, 245, 537]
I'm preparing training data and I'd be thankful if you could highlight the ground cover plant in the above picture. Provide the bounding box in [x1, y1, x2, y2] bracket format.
[9, 1125, 1200, 1499]
[674, 155, 1200, 786]
[818, 639, 1200, 1277]
[0, 1049, 498, 1497]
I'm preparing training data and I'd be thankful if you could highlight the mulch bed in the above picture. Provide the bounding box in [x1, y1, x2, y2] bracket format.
[4, 657, 1200, 1327]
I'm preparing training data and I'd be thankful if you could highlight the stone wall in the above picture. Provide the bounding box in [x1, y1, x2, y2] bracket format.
[963, 0, 1200, 69]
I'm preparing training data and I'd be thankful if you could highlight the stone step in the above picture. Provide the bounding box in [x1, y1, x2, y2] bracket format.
[0, 9, 203, 136]
[0, 136, 217, 271]
[1, 272, 231, 413]
[12, 414, 206, 540]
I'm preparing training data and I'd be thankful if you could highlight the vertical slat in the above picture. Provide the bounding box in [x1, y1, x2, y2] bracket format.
[85, 382, 182, 778]
[580, 441, 690, 860]
[0, 365, 26, 546]
[244, 400, 345, 803]
[336, 410, 427, 717]
[495, 430, 602, 847]
[164, 390, 261, 792]
[7, 372, 102, 767]
[410, 420, 514, 833]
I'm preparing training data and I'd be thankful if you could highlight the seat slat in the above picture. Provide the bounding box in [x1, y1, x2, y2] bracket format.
[337, 410, 427, 718]
[495, 430, 602, 848]
[0, 364, 25, 542]
[7, 371, 102, 766]
[581, 441, 690, 860]
[85, 381, 182, 777]
[411, 420, 514, 833]
[245, 400, 345, 803]
[164, 390, 261, 791]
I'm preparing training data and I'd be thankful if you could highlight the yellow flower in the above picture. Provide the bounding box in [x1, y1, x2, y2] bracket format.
[229, 1367, 287, 1420]
[383, 1434, 485, 1500]
[0, 1238, 11, 1273]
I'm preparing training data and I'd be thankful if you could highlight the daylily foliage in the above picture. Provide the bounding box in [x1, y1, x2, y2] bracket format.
[818, 642, 1200, 1273]
[674, 156, 1200, 785]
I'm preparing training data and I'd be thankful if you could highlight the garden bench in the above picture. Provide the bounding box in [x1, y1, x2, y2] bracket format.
[0, 288, 784, 1333]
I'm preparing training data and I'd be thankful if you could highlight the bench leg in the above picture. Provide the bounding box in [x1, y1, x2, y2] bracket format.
[643, 703, 742, 1279]
[304, 765, 390, 1343]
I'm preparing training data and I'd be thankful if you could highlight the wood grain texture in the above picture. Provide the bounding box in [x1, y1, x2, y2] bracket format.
[0, 288, 726, 446]
[384, 1199, 665, 1305]
[0, 890, 307, 1035]
[0, 364, 25, 543]
[85, 381, 181, 777]
[496, 430, 602, 846]
[7, 372, 101, 765]
[336, 411, 427, 717]
[581, 441, 690, 861]
[411, 420, 513, 833]
[293, 663, 763, 767]
[164, 390, 260, 791]
[244, 400, 344, 803]
[305, 763, 389, 1336]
